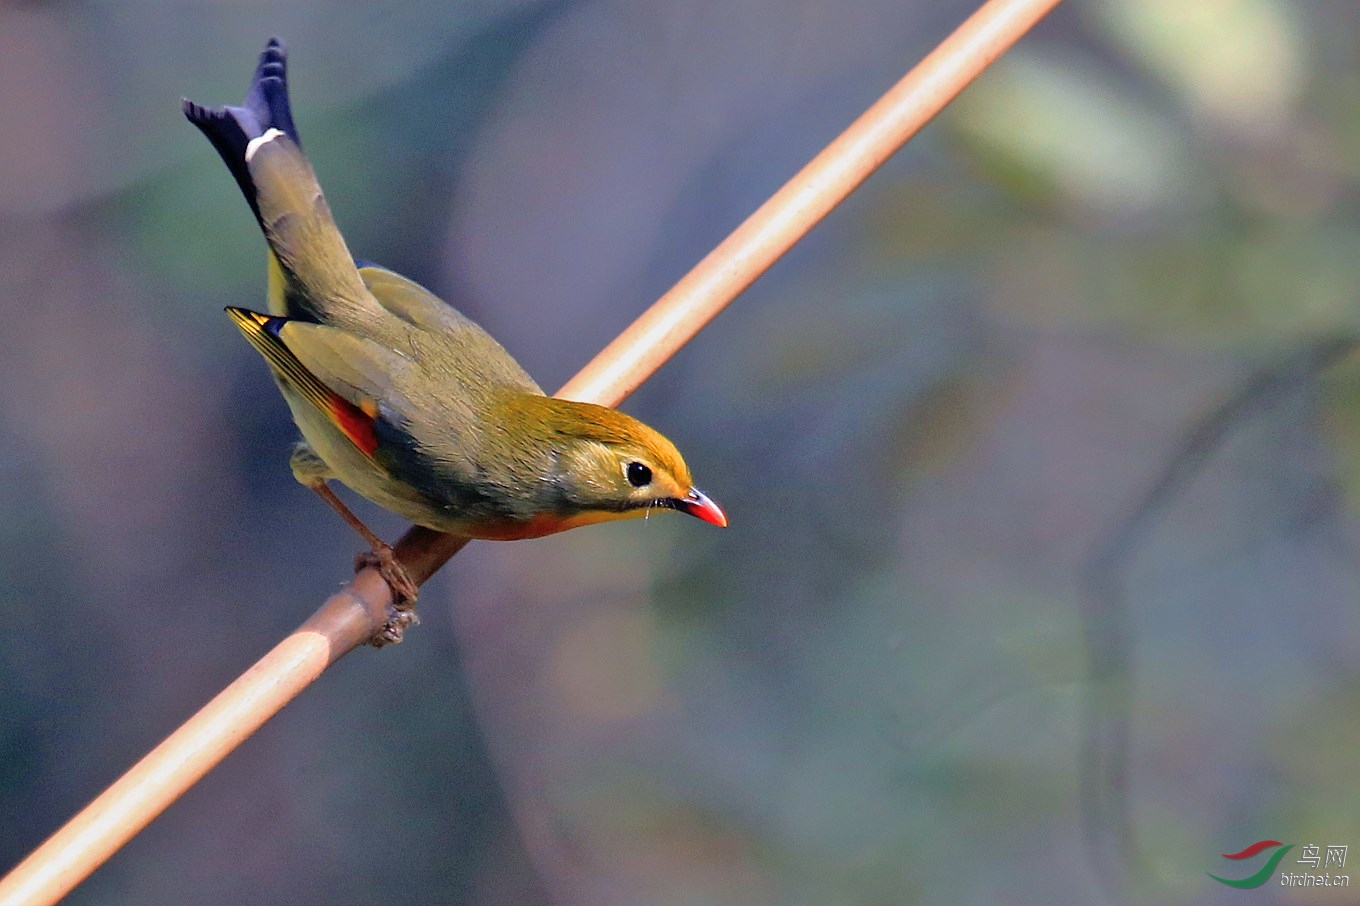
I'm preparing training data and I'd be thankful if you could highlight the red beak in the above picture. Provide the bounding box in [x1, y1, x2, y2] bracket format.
[672, 487, 728, 527]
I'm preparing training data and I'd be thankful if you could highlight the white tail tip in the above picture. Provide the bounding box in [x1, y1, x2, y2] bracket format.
[245, 127, 286, 162]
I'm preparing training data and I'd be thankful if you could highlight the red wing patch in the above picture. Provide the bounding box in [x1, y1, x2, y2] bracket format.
[227, 307, 380, 460]
[326, 392, 379, 457]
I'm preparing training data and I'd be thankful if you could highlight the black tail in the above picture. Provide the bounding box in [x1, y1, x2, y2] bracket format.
[183, 37, 300, 226]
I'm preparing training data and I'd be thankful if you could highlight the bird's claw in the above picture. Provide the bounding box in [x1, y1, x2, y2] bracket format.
[354, 544, 420, 607]
[354, 545, 421, 646]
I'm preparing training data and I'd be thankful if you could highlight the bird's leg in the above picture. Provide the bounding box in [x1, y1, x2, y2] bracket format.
[304, 481, 419, 603]
[289, 443, 418, 643]
[303, 480, 421, 644]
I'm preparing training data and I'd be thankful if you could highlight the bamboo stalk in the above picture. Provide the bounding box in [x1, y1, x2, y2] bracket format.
[0, 1, 1063, 902]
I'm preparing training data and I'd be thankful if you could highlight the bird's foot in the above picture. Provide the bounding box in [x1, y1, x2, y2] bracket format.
[355, 544, 421, 647]
[355, 544, 420, 607]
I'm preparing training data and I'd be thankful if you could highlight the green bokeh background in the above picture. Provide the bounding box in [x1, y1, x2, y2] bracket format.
[3, 1, 1360, 903]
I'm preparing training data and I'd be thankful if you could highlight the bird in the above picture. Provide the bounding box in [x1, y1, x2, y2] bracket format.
[183, 38, 725, 626]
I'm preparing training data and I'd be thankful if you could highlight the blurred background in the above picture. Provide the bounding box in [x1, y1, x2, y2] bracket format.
[3, 0, 1360, 903]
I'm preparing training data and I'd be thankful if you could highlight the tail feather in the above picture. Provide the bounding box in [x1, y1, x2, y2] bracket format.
[183, 37, 298, 226]
[187, 38, 373, 324]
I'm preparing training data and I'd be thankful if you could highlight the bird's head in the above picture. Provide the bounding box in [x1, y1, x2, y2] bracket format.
[512, 396, 727, 529]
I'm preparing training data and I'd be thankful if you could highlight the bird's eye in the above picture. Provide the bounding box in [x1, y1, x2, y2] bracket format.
[626, 461, 653, 487]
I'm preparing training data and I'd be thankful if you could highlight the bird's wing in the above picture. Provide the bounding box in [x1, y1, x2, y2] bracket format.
[227, 307, 411, 460]
[358, 262, 544, 394]
[357, 262, 478, 334]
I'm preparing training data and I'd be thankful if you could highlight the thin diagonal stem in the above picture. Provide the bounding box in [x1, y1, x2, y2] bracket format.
[0, 1, 1063, 903]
